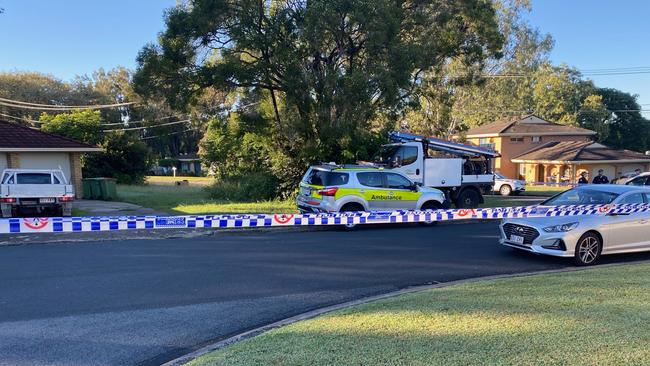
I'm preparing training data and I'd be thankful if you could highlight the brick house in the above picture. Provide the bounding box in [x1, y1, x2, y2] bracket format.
[0, 120, 101, 197]
[511, 141, 650, 184]
[464, 114, 650, 183]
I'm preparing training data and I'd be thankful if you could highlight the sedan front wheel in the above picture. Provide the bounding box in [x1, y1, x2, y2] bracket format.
[574, 232, 602, 266]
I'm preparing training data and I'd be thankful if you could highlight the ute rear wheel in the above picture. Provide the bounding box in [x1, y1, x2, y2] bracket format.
[456, 189, 480, 208]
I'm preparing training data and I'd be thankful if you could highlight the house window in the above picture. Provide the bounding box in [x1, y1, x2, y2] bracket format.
[509, 137, 524, 143]
[479, 138, 496, 150]
[532, 136, 542, 143]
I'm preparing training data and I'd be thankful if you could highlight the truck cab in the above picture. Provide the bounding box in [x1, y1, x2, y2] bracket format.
[371, 132, 499, 208]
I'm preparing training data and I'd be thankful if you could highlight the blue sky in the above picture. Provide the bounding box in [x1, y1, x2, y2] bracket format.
[527, 0, 650, 111]
[0, 0, 649, 110]
[0, 0, 174, 78]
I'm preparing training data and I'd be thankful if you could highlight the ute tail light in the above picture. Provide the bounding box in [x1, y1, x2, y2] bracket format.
[317, 187, 338, 197]
[59, 196, 75, 202]
[0, 197, 16, 203]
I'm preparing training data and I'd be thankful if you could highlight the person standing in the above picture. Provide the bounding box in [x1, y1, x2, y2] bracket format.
[578, 171, 589, 184]
[592, 169, 609, 184]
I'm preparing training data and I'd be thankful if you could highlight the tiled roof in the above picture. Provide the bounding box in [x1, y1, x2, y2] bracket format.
[465, 114, 596, 136]
[463, 115, 522, 136]
[0, 120, 101, 151]
[512, 141, 650, 162]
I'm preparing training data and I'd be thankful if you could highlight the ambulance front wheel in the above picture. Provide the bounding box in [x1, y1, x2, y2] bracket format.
[420, 201, 443, 226]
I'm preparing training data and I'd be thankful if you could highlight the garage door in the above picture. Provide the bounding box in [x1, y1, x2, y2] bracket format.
[0, 153, 6, 172]
[17, 153, 72, 181]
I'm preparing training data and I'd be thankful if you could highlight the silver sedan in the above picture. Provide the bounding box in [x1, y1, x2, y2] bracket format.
[500, 185, 650, 265]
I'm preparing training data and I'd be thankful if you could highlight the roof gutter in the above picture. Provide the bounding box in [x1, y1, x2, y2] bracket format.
[0, 148, 102, 152]
[466, 132, 596, 138]
[511, 159, 650, 164]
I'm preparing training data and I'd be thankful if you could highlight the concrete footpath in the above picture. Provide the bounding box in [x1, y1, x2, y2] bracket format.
[75, 199, 164, 216]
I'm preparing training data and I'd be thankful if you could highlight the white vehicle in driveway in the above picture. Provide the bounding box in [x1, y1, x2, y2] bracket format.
[500, 185, 650, 265]
[624, 172, 650, 186]
[493, 172, 525, 196]
[0, 169, 75, 217]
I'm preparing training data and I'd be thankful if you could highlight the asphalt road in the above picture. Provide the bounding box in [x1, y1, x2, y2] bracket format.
[2, 222, 649, 366]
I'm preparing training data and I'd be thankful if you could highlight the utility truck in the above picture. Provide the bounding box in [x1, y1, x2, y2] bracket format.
[366, 131, 500, 208]
[0, 169, 75, 218]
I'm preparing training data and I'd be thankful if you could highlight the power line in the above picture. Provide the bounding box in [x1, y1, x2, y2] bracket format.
[0, 112, 40, 124]
[140, 128, 201, 140]
[0, 111, 191, 128]
[0, 98, 136, 110]
[100, 115, 182, 126]
[102, 119, 192, 132]
[435, 66, 650, 79]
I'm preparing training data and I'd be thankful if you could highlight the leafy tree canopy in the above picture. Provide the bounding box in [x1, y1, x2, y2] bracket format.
[597, 88, 650, 151]
[135, 0, 505, 189]
[39, 109, 103, 145]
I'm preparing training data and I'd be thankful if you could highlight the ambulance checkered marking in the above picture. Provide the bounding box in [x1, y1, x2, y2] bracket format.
[2, 203, 650, 234]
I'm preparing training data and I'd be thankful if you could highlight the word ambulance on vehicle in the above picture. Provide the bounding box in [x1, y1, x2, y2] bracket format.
[367, 131, 500, 208]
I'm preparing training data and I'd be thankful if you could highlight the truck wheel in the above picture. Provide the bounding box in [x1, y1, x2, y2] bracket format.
[499, 184, 512, 196]
[340, 203, 364, 229]
[456, 189, 480, 208]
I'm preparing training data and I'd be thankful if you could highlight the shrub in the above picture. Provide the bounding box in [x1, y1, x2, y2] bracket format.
[84, 133, 154, 184]
[205, 172, 278, 202]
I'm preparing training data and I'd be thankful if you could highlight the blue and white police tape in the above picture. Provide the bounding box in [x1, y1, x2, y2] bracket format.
[1, 203, 648, 234]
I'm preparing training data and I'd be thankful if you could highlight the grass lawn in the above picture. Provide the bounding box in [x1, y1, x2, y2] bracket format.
[190, 263, 650, 366]
[522, 185, 570, 197]
[115, 181, 564, 215]
[145, 175, 215, 186]
[71, 208, 91, 217]
[116, 184, 296, 215]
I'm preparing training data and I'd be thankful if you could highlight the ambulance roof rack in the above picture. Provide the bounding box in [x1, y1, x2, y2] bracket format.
[388, 131, 501, 158]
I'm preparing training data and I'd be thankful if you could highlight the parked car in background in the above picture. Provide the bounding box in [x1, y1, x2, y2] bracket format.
[493, 172, 525, 196]
[0, 169, 75, 218]
[500, 185, 650, 266]
[624, 172, 650, 186]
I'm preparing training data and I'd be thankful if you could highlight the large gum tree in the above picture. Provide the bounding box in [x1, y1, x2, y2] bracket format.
[135, 0, 503, 184]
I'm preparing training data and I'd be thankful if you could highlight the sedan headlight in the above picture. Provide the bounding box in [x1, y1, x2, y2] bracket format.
[543, 222, 579, 233]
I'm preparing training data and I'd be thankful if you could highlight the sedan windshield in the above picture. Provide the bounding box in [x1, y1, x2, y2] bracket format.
[542, 188, 619, 206]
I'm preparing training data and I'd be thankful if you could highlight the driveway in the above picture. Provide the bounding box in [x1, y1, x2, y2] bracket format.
[75, 199, 164, 216]
[1, 222, 649, 365]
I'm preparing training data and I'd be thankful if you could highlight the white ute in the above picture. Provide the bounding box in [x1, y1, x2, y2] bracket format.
[0, 169, 75, 217]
